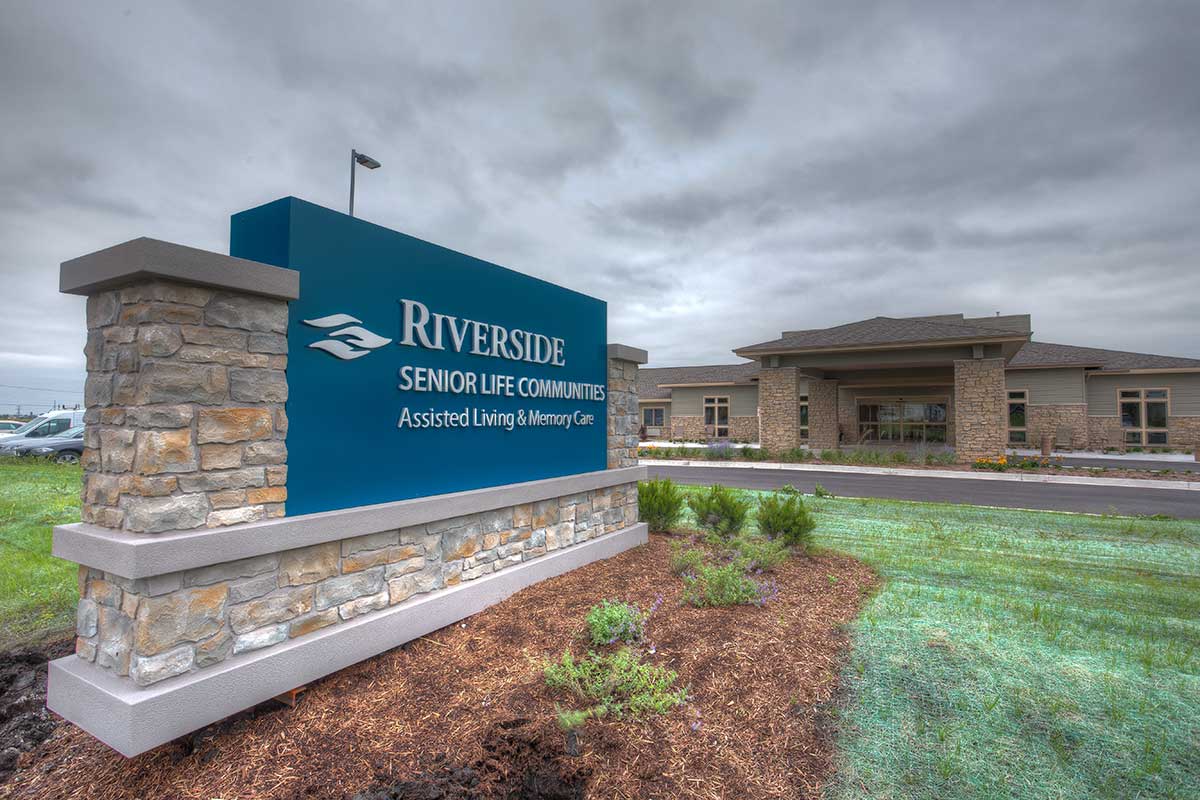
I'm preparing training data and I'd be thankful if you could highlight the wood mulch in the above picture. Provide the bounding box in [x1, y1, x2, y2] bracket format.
[5, 533, 876, 800]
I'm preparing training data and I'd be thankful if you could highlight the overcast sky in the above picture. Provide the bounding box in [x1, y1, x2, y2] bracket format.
[2, 1, 1199, 414]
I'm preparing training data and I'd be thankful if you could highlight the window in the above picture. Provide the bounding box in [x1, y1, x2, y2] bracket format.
[1120, 388, 1168, 446]
[703, 396, 730, 438]
[857, 399, 947, 444]
[1008, 390, 1028, 444]
[799, 395, 809, 440]
[642, 407, 664, 427]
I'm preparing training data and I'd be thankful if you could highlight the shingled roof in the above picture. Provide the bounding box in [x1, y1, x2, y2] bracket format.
[1011, 341, 1200, 371]
[735, 315, 1029, 355]
[636, 362, 760, 401]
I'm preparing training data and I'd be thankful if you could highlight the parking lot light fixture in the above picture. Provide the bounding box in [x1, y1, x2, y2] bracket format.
[349, 149, 381, 217]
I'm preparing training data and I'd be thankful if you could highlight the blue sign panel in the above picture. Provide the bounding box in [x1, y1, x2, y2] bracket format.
[230, 197, 608, 516]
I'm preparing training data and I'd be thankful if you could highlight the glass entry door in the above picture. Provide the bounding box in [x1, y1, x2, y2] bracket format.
[858, 399, 947, 444]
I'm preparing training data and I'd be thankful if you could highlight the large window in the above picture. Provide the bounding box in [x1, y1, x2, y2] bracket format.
[858, 400, 947, 444]
[799, 394, 809, 440]
[703, 396, 730, 438]
[1008, 390, 1028, 444]
[1120, 388, 1168, 446]
[642, 407, 664, 427]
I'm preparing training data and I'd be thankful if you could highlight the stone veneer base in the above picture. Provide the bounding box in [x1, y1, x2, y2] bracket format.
[49, 521, 649, 758]
[55, 466, 645, 578]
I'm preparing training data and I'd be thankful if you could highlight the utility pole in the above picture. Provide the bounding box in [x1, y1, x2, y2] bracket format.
[349, 149, 381, 217]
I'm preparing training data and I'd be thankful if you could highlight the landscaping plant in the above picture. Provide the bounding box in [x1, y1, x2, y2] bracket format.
[669, 541, 706, 576]
[728, 534, 790, 572]
[686, 484, 750, 538]
[755, 491, 816, 550]
[682, 562, 777, 607]
[637, 477, 685, 532]
[585, 598, 657, 646]
[544, 647, 688, 721]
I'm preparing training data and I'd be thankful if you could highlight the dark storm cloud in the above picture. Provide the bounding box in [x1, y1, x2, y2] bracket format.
[1, 0, 1198, 412]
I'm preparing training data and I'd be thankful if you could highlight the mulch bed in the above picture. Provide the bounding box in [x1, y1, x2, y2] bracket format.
[4, 534, 876, 800]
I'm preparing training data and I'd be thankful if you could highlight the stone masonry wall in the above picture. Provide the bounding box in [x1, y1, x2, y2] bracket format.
[81, 280, 288, 532]
[75, 483, 639, 686]
[1168, 417, 1200, 448]
[954, 358, 1006, 462]
[758, 367, 801, 451]
[728, 416, 759, 443]
[807, 379, 839, 450]
[607, 357, 639, 469]
[1026, 404, 1088, 450]
[670, 415, 706, 441]
[1086, 415, 1200, 450]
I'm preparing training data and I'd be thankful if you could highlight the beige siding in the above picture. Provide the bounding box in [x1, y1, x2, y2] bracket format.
[671, 384, 759, 416]
[1086, 373, 1200, 416]
[1006, 368, 1086, 405]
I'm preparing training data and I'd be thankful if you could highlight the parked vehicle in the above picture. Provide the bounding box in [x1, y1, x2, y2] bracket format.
[1, 426, 86, 462]
[0, 409, 84, 443]
[0, 419, 25, 432]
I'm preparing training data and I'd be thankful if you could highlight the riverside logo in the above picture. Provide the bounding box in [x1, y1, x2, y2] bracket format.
[303, 313, 393, 360]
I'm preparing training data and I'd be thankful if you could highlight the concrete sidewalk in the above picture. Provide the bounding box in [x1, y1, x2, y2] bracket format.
[639, 458, 1200, 491]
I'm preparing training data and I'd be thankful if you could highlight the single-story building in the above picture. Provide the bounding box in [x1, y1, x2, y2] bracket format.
[637, 313, 1200, 461]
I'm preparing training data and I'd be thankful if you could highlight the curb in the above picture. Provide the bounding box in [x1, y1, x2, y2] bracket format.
[639, 459, 1200, 492]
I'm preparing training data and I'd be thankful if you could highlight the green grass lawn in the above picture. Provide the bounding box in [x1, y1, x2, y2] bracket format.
[0, 458, 81, 647]
[681, 487, 1200, 800]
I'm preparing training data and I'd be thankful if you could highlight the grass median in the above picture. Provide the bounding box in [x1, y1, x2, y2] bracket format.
[0, 458, 81, 647]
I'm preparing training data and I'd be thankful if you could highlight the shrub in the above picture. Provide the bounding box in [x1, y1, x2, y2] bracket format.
[639, 478, 684, 532]
[687, 484, 750, 538]
[756, 492, 816, 550]
[586, 599, 650, 646]
[742, 446, 769, 462]
[669, 541, 706, 576]
[813, 483, 834, 499]
[544, 647, 688, 719]
[705, 442, 735, 460]
[819, 449, 842, 462]
[780, 448, 811, 462]
[729, 534, 791, 571]
[682, 563, 775, 607]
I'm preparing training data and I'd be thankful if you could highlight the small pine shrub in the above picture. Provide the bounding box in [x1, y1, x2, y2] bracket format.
[742, 446, 769, 462]
[756, 492, 816, 550]
[586, 599, 647, 646]
[639, 478, 684, 532]
[813, 483, 834, 499]
[687, 484, 750, 538]
[705, 442, 735, 460]
[669, 541, 706, 576]
[682, 563, 774, 607]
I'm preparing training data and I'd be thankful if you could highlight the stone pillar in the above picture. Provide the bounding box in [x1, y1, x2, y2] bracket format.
[606, 344, 648, 468]
[76, 259, 291, 533]
[954, 358, 1006, 463]
[807, 379, 840, 451]
[759, 367, 801, 451]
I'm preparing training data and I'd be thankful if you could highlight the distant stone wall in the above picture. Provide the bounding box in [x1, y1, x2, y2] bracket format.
[807, 379, 839, 450]
[1026, 404, 1088, 449]
[75, 484, 639, 686]
[759, 367, 802, 451]
[728, 416, 759, 443]
[670, 415, 706, 441]
[1085, 415, 1200, 450]
[1169, 417, 1200, 448]
[81, 280, 288, 532]
[954, 359, 1006, 462]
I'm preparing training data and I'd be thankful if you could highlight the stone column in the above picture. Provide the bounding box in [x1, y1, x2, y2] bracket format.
[807, 379, 840, 450]
[606, 344, 648, 468]
[758, 367, 801, 451]
[72, 243, 293, 534]
[954, 358, 1006, 463]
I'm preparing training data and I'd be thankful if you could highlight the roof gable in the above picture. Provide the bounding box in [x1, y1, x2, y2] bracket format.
[736, 315, 1029, 355]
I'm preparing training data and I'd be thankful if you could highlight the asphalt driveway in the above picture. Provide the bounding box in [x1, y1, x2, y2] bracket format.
[647, 464, 1200, 519]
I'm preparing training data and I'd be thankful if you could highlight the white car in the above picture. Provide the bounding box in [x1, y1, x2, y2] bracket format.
[0, 409, 85, 444]
[0, 419, 24, 433]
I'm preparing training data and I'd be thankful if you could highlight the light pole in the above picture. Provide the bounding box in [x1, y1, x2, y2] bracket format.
[349, 149, 381, 217]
